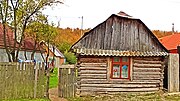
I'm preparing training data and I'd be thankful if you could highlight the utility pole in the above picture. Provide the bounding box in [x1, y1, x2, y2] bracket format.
[80, 16, 83, 37]
[57, 18, 61, 28]
[172, 23, 174, 33]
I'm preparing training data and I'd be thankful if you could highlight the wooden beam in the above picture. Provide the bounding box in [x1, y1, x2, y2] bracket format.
[79, 75, 107, 79]
[80, 84, 158, 88]
[133, 63, 162, 67]
[79, 74, 106, 76]
[134, 67, 161, 71]
[133, 71, 163, 75]
[78, 79, 160, 84]
[79, 87, 159, 92]
[78, 70, 107, 74]
[79, 67, 107, 70]
[133, 60, 162, 64]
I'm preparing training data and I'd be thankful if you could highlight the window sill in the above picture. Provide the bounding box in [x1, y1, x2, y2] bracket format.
[109, 78, 130, 82]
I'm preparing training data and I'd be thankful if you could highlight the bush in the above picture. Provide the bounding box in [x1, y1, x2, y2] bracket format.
[58, 42, 71, 52]
[64, 51, 77, 64]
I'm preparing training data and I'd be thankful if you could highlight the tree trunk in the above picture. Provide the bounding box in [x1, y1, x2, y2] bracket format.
[2, 23, 12, 62]
[31, 41, 37, 60]
[0, 0, 12, 62]
[39, 46, 45, 62]
[50, 45, 55, 73]
[24, 42, 28, 60]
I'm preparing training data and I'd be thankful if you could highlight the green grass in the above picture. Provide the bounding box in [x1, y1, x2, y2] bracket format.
[68, 92, 180, 101]
[1, 98, 50, 101]
[49, 67, 58, 88]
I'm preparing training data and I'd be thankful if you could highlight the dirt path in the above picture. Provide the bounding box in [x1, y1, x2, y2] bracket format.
[49, 88, 68, 101]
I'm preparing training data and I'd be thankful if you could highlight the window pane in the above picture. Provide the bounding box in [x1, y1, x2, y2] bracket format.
[113, 57, 120, 62]
[112, 65, 120, 78]
[122, 57, 128, 62]
[121, 65, 128, 78]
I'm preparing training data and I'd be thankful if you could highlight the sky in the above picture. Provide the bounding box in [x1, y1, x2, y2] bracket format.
[43, 0, 180, 31]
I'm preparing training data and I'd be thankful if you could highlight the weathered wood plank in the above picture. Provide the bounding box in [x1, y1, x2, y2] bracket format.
[0, 62, 46, 99]
[168, 54, 179, 92]
[78, 70, 107, 74]
[133, 67, 161, 71]
[133, 74, 161, 78]
[132, 79, 161, 82]
[79, 58, 107, 63]
[80, 79, 107, 81]
[80, 84, 158, 88]
[80, 63, 107, 66]
[133, 71, 163, 75]
[133, 60, 162, 64]
[79, 87, 159, 92]
[133, 76, 162, 80]
[133, 63, 162, 67]
[78, 79, 160, 84]
[120, 19, 125, 50]
[110, 17, 116, 49]
[79, 75, 107, 79]
[133, 57, 162, 61]
[79, 74, 107, 76]
[79, 67, 107, 70]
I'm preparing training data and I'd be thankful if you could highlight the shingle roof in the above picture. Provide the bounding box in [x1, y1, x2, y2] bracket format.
[71, 12, 168, 56]
[74, 48, 168, 56]
[159, 33, 180, 50]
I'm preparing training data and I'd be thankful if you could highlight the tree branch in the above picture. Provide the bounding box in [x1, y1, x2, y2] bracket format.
[0, 1, 12, 62]
[10, 0, 15, 9]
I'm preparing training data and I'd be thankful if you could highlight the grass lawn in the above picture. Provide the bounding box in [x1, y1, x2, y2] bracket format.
[1, 98, 50, 101]
[68, 91, 180, 101]
[49, 67, 58, 88]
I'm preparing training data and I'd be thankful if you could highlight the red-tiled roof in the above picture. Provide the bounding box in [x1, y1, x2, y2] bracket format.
[159, 33, 180, 50]
[0, 23, 44, 51]
[22, 37, 44, 51]
[0, 23, 14, 48]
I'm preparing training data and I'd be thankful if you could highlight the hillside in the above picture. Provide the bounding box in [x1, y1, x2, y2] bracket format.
[152, 30, 180, 38]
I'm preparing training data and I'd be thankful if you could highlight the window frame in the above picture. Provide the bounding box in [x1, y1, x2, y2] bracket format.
[110, 57, 130, 79]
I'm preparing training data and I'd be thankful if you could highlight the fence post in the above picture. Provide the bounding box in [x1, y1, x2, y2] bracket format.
[34, 64, 38, 98]
[168, 53, 179, 92]
[58, 67, 63, 97]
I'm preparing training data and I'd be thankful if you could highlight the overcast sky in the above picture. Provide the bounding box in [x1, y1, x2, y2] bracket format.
[43, 0, 180, 31]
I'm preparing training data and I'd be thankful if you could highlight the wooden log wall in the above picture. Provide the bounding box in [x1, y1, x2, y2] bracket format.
[77, 56, 164, 96]
[132, 57, 164, 90]
[77, 57, 108, 96]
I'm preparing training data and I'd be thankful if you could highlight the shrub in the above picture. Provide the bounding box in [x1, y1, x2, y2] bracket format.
[64, 51, 77, 64]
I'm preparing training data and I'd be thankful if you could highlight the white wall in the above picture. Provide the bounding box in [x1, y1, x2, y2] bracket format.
[0, 49, 45, 62]
[0, 49, 9, 62]
[18, 51, 45, 62]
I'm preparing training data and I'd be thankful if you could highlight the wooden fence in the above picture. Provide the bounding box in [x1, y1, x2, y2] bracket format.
[0, 62, 47, 100]
[58, 65, 76, 98]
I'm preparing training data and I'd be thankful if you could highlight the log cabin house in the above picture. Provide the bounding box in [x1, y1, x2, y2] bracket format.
[71, 11, 169, 95]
